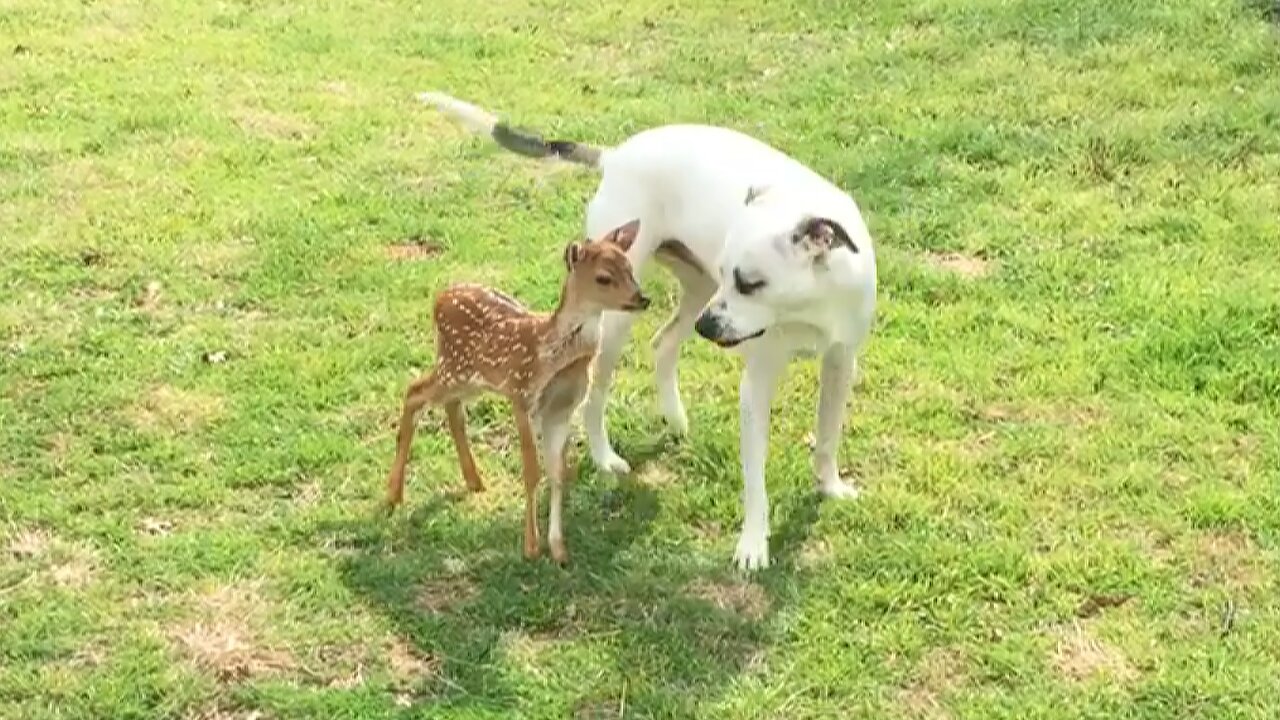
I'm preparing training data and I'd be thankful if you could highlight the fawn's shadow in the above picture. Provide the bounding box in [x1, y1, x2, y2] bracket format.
[326, 458, 826, 715]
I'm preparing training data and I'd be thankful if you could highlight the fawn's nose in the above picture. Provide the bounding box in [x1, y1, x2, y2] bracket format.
[634, 293, 651, 310]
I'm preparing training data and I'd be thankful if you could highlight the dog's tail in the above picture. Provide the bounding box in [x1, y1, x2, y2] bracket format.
[417, 91, 604, 168]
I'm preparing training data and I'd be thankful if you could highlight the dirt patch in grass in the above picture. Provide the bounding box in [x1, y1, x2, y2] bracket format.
[4, 528, 99, 589]
[574, 699, 624, 720]
[233, 107, 313, 141]
[417, 574, 478, 615]
[292, 480, 322, 508]
[386, 237, 443, 261]
[691, 519, 723, 542]
[132, 385, 226, 433]
[1191, 530, 1262, 592]
[168, 136, 215, 164]
[186, 706, 267, 720]
[7, 527, 52, 560]
[970, 400, 1106, 428]
[171, 617, 294, 682]
[898, 647, 966, 720]
[47, 432, 74, 472]
[923, 251, 991, 279]
[170, 581, 295, 682]
[637, 463, 677, 487]
[138, 517, 175, 537]
[133, 280, 164, 311]
[50, 544, 99, 589]
[499, 629, 559, 670]
[181, 236, 254, 274]
[797, 538, 834, 569]
[686, 578, 769, 621]
[1049, 621, 1137, 684]
[387, 637, 441, 685]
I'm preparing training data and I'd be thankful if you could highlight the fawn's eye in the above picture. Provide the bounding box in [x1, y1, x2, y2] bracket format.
[595, 275, 613, 286]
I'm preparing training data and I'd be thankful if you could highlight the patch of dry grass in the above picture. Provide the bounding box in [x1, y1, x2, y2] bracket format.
[922, 251, 992, 279]
[169, 581, 295, 683]
[686, 578, 769, 621]
[1049, 621, 1137, 684]
[132, 385, 226, 433]
[897, 648, 966, 720]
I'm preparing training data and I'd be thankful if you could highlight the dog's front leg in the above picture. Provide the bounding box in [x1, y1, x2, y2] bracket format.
[814, 346, 860, 499]
[735, 348, 786, 571]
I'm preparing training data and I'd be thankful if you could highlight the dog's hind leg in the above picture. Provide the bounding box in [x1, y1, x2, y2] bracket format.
[813, 346, 860, 499]
[652, 241, 717, 436]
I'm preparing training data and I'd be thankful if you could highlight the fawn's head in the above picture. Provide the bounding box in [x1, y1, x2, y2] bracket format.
[562, 220, 649, 312]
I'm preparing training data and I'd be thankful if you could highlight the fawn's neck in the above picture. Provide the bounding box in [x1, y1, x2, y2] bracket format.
[541, 282, 602, 348]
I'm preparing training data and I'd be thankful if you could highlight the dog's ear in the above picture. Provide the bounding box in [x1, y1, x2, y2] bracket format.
[794, 217, 857, 261]
[599, 219, 640, 252]
[744, 185, 771, 206]
[563, 241, 585, 271]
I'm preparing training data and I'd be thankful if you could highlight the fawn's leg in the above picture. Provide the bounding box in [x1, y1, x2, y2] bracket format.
[386, 372, 443, 509]
[444, 401, 484, 492]
[540, 410, 574, 565]
[512, 400, 543, 560]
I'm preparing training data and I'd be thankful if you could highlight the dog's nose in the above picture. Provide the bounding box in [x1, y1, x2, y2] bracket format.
[635, 294, 651, 310]
[694, 311, 720, 341]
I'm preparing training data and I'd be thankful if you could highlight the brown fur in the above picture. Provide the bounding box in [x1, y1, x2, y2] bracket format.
[385, 221, 646, 564]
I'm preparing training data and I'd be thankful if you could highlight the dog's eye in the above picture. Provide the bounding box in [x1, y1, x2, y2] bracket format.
[595, 275, 613, 286]
[733, 268, 766, 296]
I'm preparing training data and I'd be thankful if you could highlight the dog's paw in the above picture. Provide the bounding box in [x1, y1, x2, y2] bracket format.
[595, 450, 632, 476]
[734, 531, 770, 571]
[818, 478, 861, 500]
[661, 404, 689, 436]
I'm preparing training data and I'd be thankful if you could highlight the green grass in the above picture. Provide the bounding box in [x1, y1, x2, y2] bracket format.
[3, 0, 1280, 717]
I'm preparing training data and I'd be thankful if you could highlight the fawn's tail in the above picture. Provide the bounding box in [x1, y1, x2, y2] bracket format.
[416, 91, 605, 168]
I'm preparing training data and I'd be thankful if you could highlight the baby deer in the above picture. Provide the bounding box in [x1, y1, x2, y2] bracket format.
[385, 221, 647, 563]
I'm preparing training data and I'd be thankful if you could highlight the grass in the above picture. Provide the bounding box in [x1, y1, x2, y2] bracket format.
[2, 0, 1279, 717]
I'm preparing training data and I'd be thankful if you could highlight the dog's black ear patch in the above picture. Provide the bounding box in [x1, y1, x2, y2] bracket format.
[744, 185, 770, 206]
[796, 217, 857, 254]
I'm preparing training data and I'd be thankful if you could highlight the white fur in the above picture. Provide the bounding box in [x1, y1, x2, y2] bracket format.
[418, 92, 499, 135]
[420, 97, 877, 571]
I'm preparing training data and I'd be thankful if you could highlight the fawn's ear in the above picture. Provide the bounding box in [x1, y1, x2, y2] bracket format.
[600, 219, 641, 252]
[563, 242, 585, 271]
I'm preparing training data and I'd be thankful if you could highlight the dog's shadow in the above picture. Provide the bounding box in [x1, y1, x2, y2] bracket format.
[326, 463, 824, 714]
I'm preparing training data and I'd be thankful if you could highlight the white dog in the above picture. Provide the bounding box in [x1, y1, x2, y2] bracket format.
[418, 92, 877, 570]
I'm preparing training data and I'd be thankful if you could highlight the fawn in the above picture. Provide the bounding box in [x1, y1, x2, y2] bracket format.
[385, 220, 648, 563]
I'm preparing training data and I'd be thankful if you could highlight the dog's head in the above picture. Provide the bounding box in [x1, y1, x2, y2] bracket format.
[694, 186, 860, 349]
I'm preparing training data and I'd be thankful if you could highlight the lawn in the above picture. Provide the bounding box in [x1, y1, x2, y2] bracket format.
[3, 0, 1280, 717]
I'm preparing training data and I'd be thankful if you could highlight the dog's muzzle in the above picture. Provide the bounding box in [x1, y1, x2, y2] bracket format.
[695, 310, 764, 348]
[694, 310, 722, 341]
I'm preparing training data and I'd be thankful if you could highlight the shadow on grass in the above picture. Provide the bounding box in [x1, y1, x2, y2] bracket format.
[326, 459, 824, 715]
